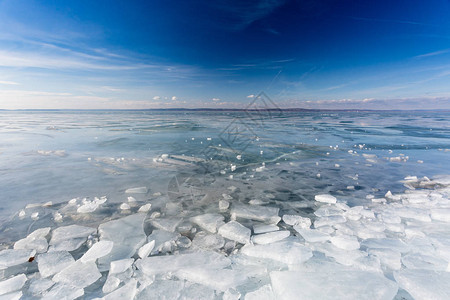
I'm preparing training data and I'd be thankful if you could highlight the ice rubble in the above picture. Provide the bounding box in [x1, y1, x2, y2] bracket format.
[1, 175, 450, 299]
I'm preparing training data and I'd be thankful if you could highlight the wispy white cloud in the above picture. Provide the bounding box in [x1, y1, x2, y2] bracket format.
[212, 97, 221, 101]
[153, 96, 161, 100]
[247, 94, 255, 98]
[414, 49, 450, 59]
[0, 80, 19, 85]
[171, 96, 178, 101]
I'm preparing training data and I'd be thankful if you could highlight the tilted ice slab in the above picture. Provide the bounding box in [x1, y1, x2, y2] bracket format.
[79, 240, 114, 263]
[271, 270, 398, 300]
[231, 203, 280, 224]
[253, 224, 279, 234]
[0, 274, 27, 296]
[49, 224, 96, 252]
[101, 278, 137, 300]
[77, 196, 107, 213]
[241, 238, 313, 265]
[97, 213, 146, 270]
[282, 214, 311, 228]
[294, 227, 330, 243]
[14, 227, 50, 253]
[251, 230, 290, 245]
[37, 250, 75, 278]
[314, 194, 337, 204]
[52, 261, 101, 289]
[218, 221, 251, 244]
[245, 284, 274, 300]
[135, 251, 230, 276]
[175, 267, 249, 292]
[190, 213, 225, 233]
[0, 249, 35, 270]
[41, 283, 83, 300]
[394, 269, 450, 300]
[125, 187, 148, 194]
[147, 229, 180, 255]
[150, 217, 183, 232]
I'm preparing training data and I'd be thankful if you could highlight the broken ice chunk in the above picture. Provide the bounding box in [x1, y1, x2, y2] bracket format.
[361, 238, 410, 253]
[190, 213, 225, 233]
[41, 283, 83, 300]
[135, 251, 230, 276]
[37, 251, 75, 278]
[125, 187, 148, 194]
[49, 224, 96, 252]
[330, 235, 360, 250]
[150, 217, 182, 232]
[192, 232, 225, 250]
[294, 227, 330, 243]
[138, 203, 152, 213]
[223, 288, 241, 300]
[137, 241, 155, 259]
[368, 248, 401, 270]
[430, 208, 450, 222]
[176, 267, 248, 292]
[147, 229, 180, 255]
[314, 215, 346, 228]
[314, 194, 337, 204]
[135, 280, 184, 300]
[394, 269, 450, 300]
[218, 221, 251, 244]
[0, 249, 35, 270]
[80, 240, 114, 263]
[102, 276, 120, 294]
[0, 274, 27, 296]
[13, 227, 50, 253]
[251, 230, 290, 245]
[402, 253, 449, 271]
[119, 203, 131, 210]
[102, 278, 137, 300]
[253, 224, 279, 234]
[110, 258, 134, 274]
[53, 261, 101, 289]
[282, 215, 311, 228]
[219, 200, 230, 210]
[77, 197, 107, 213]
[97, 214, 146, 270]
[271, 270, 398, 300]
[241, 239, 312, 265]
[231, 203, 280, 224]
[314, 206, 343, 217]
[245, 284, 274, 300]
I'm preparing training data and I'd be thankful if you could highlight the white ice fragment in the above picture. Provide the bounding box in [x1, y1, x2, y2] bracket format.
[368, 248, 401, 270]
[53, 261, 101, 289]
[314, 205, 344, 217]
[192, 232, 224, 250]
[31, 212, 39, 220]
[361, 238, 410, 253]
[147, 229, 180, 255]
[135, 280, 184, 300]
[49, 224, 96, 252]
[135, 251, 230, 276]
[53, 212, 63, 222]
[223, 288, 241, 300]
[41, 283, 83, 300]
[245, 284, 274, 300]
[14, 227, 50, 253]
[0, 249, 35, 270]
[120, 202, 130, 210]
[314, 194, 337, 204]
[430, 208, 450, 222]
[282, 215, 311, 228]
[77, 197, 107, 213]
[110, 258, 134, 274]
[150, 217, 182, 232]
[80, 240, 114, 263]
[330, 235, 360, 250]
[18, 210, 25, 218]
[253, 224, 279, 234]
[241, 239, 312, 265]
[402, 253, 449, 271]
[314, 215, 346, 228]
[102, 278, 137, 300]
[294, 227, 330, 243]
[97, 214, 146, 270]
[271, 270, 398, 300]
[231, 203, 280, 224]
[190, 213, 225, 233]
[176, 267, 248, 292]
[138, 203, 152, 213]
[218, 221, 251, 244]
[37, 251, 75, 278]
[252, 230, 290, 245]
[137, 240, 155, 259]
[102, 276, 120, 294]
[219, 200, 230, 210]
[125, 187, 148, 194]
[0, 274, 27, 296]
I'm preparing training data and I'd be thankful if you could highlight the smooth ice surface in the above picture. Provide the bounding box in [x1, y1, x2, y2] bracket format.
[0, 249, 35, 270]
[241, 239, 313, 265]
[251, 230, 290, 245]
[97, 214, 146, 270]
[231, 203, 280, 224]
[330, 235, 360, 250]
[49, 224, 96, 251]
[253, 224, 279, 234]
[218, 221, 251, 244]
[245, 284, 274, 300]
[41, 283, 83, 300]
[190, 213, 225, 233]
[146, 229, 180, 255]
[14, 227, 50, 253]
[125, 187, 148, 194]
[52, 261, 101, 289]
[176, 267, 248, 292]
[0, 274, 27, 295]
[37, 250, 75, 278]
[102, 278, 137, 300]
[282, 215, 311, 228]
[271, 270, 398, 300]
[79, 240, 114, 263]
[27, 278, 55, 296]
[150, 217, 182, 232]
[110, 258, 134, 274]
[394, 269, 450, 300]
[137, 240, 155, 259]
[135, 280, 184, 300]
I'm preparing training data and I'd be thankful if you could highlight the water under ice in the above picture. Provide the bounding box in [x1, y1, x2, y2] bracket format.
[0, 110, 450, 299]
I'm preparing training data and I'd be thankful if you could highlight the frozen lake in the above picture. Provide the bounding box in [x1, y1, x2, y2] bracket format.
[0, 110, 449, 299]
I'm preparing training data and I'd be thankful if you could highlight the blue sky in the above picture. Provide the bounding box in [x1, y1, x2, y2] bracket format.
[0, 0, 450, 109]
